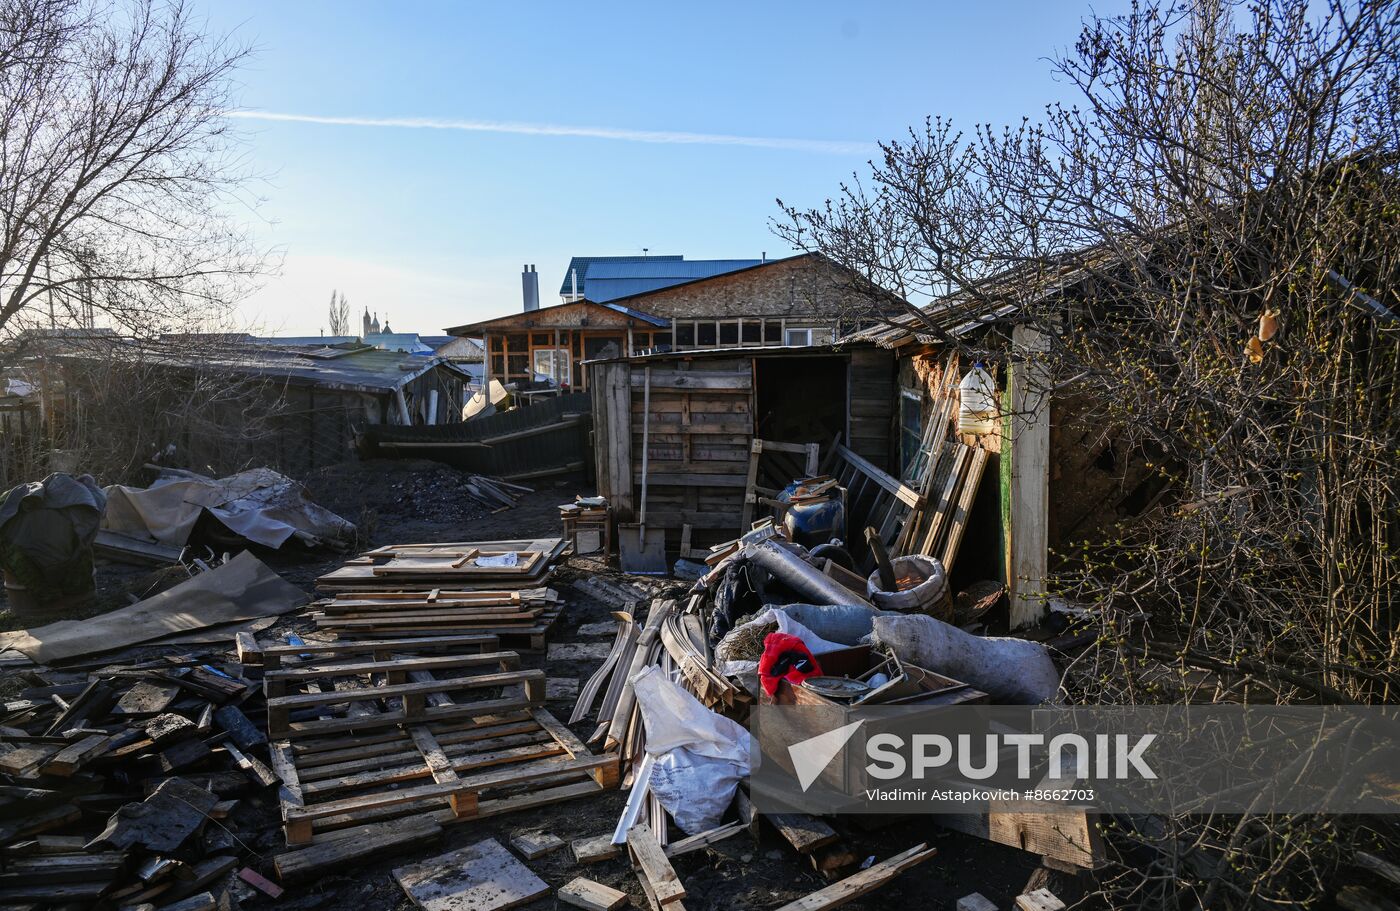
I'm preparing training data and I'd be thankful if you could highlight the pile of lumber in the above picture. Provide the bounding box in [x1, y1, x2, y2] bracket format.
[0, 651, 287, 908]
[462, 475, 532, 512]
[316, 537, 567, 593]
[311, 537, 571, 650]
[309, 587, 565, 650]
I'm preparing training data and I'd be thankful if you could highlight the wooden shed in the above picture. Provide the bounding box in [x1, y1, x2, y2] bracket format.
[588, 344, 897, 550]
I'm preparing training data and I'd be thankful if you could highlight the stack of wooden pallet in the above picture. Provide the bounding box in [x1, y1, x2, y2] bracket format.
[309, 588, 564, 650]
[312, 537, 570, 650]
[315, 537, 567, 593]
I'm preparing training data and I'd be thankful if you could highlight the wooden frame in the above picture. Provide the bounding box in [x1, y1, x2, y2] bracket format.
[740, 438, 822, 529]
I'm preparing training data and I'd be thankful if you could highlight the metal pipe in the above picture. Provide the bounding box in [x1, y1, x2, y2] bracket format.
[742, 539, 866, 606]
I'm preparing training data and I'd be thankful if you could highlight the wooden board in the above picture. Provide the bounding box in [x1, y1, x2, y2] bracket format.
[772, 844, 936, 910]
[627, 823, 685, 909]
[559, 877, 629, 911]
[393, 838, 549, 911]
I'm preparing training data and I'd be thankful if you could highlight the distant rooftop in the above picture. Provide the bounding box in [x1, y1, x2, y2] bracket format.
[582, 258, 765, 303]
[558, 255, 682, 298]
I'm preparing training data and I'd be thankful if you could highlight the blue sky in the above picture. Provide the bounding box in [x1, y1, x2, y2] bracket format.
[208, 1, 1131, 336]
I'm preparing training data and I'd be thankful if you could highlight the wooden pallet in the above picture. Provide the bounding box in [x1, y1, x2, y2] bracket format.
[315, 601, 565, 651]
[263, 649, 544, 739]
[273, 707, 619, 845]
[316, 538, 567, 592]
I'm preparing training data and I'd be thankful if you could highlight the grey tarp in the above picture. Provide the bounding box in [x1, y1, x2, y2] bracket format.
[0, 473, 106, 596]
[0, 551, 306, 663]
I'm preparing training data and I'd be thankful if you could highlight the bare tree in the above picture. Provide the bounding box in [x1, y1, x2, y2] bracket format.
[0, 0, 266, 339]
[327, 289, 350, 336]
[780, 1, 1400, 906]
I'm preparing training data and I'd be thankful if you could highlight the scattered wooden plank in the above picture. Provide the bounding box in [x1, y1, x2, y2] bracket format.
[627, 823, 685, 909]
[113, 680, 180, 717]
[213, 705, 266, 751]
[273, 817, 443, 884]
[393, 838, 549, 911]
[767, 813, 838, 854]
[771, 844, 937, 911]
[238, 867, 284, 899]
[957, 894, 998, 911]
[1355, 851, 1400, 888]
[559, 877, 629, 911]
[1016, 889, 1065, 911]
[510, 831, 565, 859]
[573, 833, 622, 865]
[88, 777, 218, 853]
[664, 822, 744, 859]
[37, 734, 109, 777]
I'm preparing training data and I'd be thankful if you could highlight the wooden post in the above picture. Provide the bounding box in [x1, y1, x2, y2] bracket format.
[1008, 324, 1050, 629]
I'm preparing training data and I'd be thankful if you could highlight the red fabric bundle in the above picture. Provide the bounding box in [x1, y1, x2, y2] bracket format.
[758, 632, 823, 696]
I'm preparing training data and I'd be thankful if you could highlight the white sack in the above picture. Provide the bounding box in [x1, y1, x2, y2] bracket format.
[632, 666, 751, 833]
[872, 613, 1062, 704]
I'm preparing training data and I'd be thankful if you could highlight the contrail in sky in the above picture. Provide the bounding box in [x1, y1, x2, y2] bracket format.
[225, 110, 872, 156]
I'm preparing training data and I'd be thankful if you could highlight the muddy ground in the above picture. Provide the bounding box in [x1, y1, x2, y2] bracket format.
[1, 458, 1051, 910]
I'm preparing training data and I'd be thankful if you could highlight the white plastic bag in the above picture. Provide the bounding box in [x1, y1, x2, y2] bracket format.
[632, 666, 751, 832]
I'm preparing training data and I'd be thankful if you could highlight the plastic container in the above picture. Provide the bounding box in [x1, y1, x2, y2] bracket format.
[778, 480, 846, 547]
[957, 362, 998, 435]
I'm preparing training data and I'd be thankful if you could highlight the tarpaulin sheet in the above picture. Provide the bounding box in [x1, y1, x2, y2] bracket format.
[102, 467, 354, 549]
[0, 551, 305, 663]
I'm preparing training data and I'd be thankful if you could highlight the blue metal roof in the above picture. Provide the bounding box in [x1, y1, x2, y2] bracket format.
[559, 255, 682, 297]
[582, 258, 764, 302]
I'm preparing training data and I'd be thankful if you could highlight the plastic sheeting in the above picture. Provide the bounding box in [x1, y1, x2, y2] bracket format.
[632, 666, 752, 833]
[0, 473, 105, 599]
[103, 468, 355, 549]
[0, 550, 306, 663]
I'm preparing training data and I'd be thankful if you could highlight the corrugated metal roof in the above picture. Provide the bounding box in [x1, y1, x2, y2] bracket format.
[558, 254, 683, 297]
[51, 340, 470, 394]
[582, 259, 764, 302]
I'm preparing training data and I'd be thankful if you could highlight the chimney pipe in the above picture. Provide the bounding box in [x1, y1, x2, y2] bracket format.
[570, 267, 579, 300]
[522, 264, 540, 312]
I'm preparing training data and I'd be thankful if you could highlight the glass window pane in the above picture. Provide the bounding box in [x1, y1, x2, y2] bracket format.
[811, 327, 834, 345]
[742, 321, 762, 344]
[719, 322, 739, 345]
[785, 328, 809, 346]
[677, 323, 695, 347]
[698, 322, 717, 345]
[764, 321, 782, 343]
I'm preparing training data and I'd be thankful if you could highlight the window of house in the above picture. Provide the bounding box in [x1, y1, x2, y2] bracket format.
[719, 321, 739, 345]
[697, 322, 717, 346]
[532, 348, 570, 385]
[531, 333, 551, 347]
[653, 332, 672, 348]
[742, 321, 763, 345]
[764, 321, 783, 344]
[676, 323, 695, 348]
[785, 326, 835, 347]
[899, 391, 923, 478]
